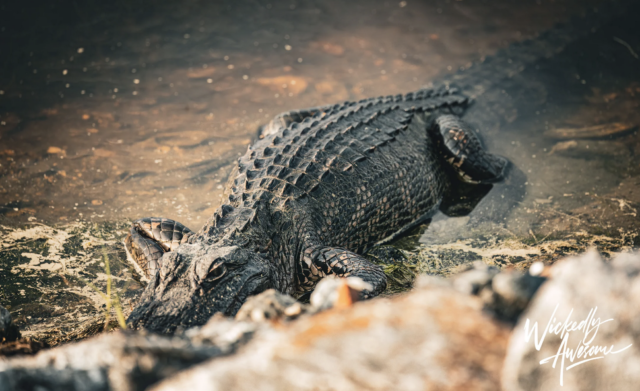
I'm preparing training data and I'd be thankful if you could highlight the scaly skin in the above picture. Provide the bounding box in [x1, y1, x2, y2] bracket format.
[126, 1, 627, 334]
[126, 88, 501, 333]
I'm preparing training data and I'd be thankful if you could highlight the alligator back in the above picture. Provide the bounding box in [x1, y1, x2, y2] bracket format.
[199, 89, 469, 255]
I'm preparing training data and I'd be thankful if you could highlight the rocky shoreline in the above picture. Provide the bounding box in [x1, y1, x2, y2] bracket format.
[1, 250, 639, 390]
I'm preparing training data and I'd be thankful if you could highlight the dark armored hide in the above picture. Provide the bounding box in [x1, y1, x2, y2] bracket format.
[200, 89, 469, 294]
[125, 87, 504, 333]
[125, 1, 627, 334]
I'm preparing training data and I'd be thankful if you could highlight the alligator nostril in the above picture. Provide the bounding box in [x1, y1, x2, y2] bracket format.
[127, 298, 160, 329]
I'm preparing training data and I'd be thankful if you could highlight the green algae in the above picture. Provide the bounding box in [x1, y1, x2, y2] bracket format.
[1, 212, 637, 346]
[0, 221, 143, 346]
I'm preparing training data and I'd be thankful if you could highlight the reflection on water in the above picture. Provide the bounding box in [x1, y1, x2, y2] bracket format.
[0, 0, 639, 342]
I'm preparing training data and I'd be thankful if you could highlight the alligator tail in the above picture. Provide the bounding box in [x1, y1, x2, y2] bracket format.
[438, 0, 632, 99]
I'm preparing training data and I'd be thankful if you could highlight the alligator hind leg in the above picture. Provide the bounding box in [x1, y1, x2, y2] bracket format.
[301, 247, 387, 299]
[433, 115, 526, 222]
[431, 114, 508, 184]
[124, 217, 194, 280]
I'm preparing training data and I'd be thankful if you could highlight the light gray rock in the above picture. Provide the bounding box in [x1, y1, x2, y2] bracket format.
[309, 276, 372, 311]
[481, 271, 546, 323]
[234, 289, 307, 322]
[151, 277, 509, 391]
[451, 262, 546, 323]
[451, 261, 499, 295]
[502, 251, 640, 391]
[233, 278, 374, 324]
[0, 316, 258, 391]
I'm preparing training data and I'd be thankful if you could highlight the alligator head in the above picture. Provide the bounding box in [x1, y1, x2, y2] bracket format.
[127, 242, 275, 334]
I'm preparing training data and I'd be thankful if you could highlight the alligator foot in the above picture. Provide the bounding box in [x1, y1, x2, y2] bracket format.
[124, 217, 194, 280]
[431, 114, 508, 184]
[301, 246, 387, 299]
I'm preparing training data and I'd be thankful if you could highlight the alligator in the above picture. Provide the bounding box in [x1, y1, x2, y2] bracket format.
[125, 2, 626, 334]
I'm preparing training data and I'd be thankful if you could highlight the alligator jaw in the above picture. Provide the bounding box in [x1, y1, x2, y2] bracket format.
[127, 243, 275, 334]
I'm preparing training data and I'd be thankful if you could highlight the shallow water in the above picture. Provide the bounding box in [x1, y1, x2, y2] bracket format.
[1, 0, 639, 343]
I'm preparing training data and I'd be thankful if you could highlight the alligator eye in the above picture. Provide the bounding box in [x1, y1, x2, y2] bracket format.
[208, 264, 226, 281]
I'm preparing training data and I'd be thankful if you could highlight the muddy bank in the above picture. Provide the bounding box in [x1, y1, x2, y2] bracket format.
[0, 211, 636, 346]
[0, 221, 142, 347]
[1, 251, 639, 391]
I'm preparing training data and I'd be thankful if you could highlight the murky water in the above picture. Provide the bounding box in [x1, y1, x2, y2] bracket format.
[1, 0, 638, 344]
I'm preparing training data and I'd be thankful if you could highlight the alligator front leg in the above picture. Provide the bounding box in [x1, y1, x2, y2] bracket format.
[301, 246, 387, 299]
[124, 217, 194, 280]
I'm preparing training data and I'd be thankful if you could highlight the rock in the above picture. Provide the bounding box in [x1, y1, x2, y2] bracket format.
[0, 305, 20, 343]
[451, 261, 499, 295]
[235, 276, 389, 324]
[451, 263, 546, 323]
[183, 315, 258, 354]
[0, 312, 260, 391]
[235, 289, 308, 322]
[309, 276, 372, 311]
[0, 328, 228, 391]
[502, 251, 640, 391]
[481, 271, 546, 323]
[151, 277, 509, 391]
